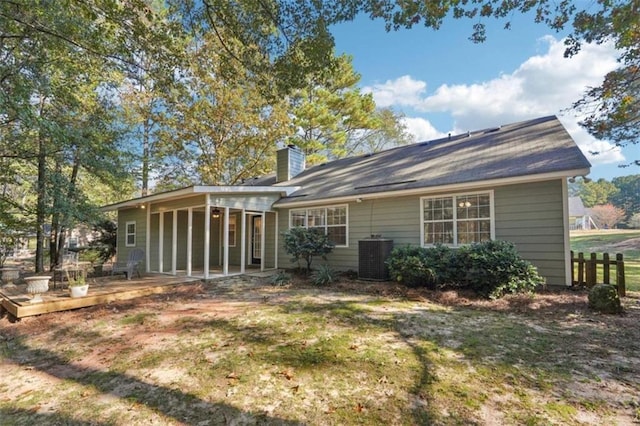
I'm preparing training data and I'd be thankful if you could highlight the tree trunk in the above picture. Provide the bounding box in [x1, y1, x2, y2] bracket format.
[35, 125, 47, 273]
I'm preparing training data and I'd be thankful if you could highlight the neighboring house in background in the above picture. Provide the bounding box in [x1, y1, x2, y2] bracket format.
[103, 115, 591, 287]
[568, 197, 598, 230]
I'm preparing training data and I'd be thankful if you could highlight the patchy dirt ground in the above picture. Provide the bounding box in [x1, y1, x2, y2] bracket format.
[1, 278, 640, 425]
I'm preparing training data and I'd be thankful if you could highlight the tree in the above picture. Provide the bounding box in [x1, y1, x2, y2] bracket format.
[610, 174, 640, 222]
[283, 227, 335, 273]
[574, 178, 618, 208]
[288, 54, 411, 165]
[590, 204, 626, 229]
[155, 32, 292, 187]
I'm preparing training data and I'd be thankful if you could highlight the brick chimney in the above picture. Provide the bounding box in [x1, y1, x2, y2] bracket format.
[276, 145, 305, 183]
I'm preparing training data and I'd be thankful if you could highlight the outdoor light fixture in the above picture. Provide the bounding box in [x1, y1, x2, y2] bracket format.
[211, 208, 221, 218]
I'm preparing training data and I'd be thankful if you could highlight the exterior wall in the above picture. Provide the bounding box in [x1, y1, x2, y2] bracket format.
[276, 178, 568, 286]
[493, 180, 567, 286]
[117, 207, 148, 271]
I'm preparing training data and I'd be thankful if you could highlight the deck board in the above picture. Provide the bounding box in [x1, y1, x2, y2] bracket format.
[0, 274, 202, 319]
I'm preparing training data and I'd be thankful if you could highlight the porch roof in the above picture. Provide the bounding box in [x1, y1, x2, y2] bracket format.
[101, 185, 300, 211]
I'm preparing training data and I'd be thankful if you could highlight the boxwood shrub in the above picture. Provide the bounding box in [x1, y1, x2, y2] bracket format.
[386, 240, 544, 298]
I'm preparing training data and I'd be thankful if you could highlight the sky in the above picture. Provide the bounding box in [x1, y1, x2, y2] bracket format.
[330, 13, 640, 181]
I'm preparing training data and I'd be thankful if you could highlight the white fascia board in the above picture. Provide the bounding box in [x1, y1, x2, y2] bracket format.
[192, 185, 300, 196]
[101, 185, 301, 211]
[274, 168, 591, 208]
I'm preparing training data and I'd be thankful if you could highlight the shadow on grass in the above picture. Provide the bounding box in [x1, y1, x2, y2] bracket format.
[0, 408, 110, 425]
[2, 336, 304, 425]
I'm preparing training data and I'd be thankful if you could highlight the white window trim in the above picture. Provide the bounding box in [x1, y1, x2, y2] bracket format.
[228, 214, 237, 247]
[289, 204, 349, 248]
[125, 220, 136, 247]
[420, 190, 495, 247]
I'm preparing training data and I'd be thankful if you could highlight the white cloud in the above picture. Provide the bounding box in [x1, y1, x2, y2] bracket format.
[363, 75, 427, 108]
[401, 117, 446, 142]
[365, 36, 624, 167]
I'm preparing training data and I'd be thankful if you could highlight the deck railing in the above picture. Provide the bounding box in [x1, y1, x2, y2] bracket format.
[571, 251, 625, 297]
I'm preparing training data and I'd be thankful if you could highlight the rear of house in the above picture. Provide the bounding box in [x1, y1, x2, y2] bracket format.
[105, 115, 590, 287]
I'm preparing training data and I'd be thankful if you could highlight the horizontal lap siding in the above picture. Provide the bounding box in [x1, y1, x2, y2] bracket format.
[117, 207, 148, 271]
[277, 195, 421, 271]
[494, 179, 567, 286]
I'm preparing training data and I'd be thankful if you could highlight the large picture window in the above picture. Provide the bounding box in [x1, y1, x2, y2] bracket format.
[290, 205, 348, 246]
[125, 221, 136, 247]
[422, 192, 493, 246]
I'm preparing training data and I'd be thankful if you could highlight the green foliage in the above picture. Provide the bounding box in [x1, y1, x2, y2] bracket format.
[575, 178, 618, 208]
[287, 54, 411, 165]
[386, 245, 436, 288]
[87, 220, 117, 264]
[459, 240, 544, 299]
[387, 241, 543, 298]
[311, 265, 339, 286]
[269, 270, 292, 286]
[283, 227, 335, 273]
[611, 175, 640, 222]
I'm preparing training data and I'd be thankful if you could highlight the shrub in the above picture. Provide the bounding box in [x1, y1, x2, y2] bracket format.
[311, 264, 339, 286]
[386, 245, 436, 288]
[462, 240, 544, 299]
[386, 241, 544, 298]
[283, 227, 335, 273]
[269, 270, 292, 286]
[588, 284, 623, 314]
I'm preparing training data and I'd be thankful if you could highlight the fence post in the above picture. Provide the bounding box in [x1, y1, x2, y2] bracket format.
[578, 252, 585, 287]
[587, 253, 597, 288]
[616, 253, 626, 297]
[603, 252, 610, 284]
[570, 250, 575, 286]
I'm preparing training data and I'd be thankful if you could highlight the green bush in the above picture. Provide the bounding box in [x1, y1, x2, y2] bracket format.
[386, 241, 544, 298]
[311, 264, 339, 286]
[386, 245, 436, 288]
[269, 270, 292, 286]
[462, 240, 544, 299]
[283, 227, 335, 273]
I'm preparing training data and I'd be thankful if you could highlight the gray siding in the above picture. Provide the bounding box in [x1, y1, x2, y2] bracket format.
[276, 179, 567, 286]
[117, 207, 148, 271]
[494, 180, 567, 286]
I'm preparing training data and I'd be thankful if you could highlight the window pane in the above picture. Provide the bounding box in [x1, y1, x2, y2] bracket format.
[327, 226, 346, 245]
[127, 223, 135, 234]
[327, 207, 346, 225]
[307, 209, 326, 227]
[291, 210, 306, 227]
[424, 222, 453, 244]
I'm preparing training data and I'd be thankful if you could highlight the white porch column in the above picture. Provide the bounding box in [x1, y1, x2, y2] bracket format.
[223, 207, 230, 275]
[274, 211, 279, 270]
[240, 209, 246, 274]
[187, 207, 193, 277]
[145, 203, 150, 273]
[158, 212, 164, 273]
[171, 210, 178, 275]
[260, 211, 266, 272]
[204, 198, 211, 280]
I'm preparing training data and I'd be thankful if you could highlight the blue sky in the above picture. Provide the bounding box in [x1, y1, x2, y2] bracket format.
[330, 13, 640, 181]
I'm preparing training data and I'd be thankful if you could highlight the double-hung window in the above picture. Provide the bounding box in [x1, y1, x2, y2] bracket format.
[125, 221, 136, 247]
[290, 205, 348, 246]
[421, 191, 493, 246]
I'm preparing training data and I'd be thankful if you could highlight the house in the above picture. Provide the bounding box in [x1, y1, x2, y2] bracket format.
[103, 116, 591, 286]
[568, 196, 597, 230]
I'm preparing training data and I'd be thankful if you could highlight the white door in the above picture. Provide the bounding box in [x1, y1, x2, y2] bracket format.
[252, 216, 262, 264]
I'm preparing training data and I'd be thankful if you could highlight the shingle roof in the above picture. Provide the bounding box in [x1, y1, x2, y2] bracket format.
[568, 196, 588, 216]
[272, 115, 590, 206]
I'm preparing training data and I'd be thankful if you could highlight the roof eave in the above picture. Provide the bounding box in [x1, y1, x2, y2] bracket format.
[101, 185, 301, 212]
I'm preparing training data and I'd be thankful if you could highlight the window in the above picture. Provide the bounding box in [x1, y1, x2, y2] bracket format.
[125, 221, 136, 247]
[228, 215, 236, 247]
[290, 205, 348, 246]
[422, 192, 493, 246]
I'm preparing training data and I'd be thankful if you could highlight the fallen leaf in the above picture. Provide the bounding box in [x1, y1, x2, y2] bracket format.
[291, 384, 299, 393]
[226, 372, 239, 379]
[349, 344, 358, 350]
[355, 402, 365, 412]
[280, 370, 294, 380]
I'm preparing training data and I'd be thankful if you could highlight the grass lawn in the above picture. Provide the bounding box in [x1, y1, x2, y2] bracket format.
[570, 230, 640, 291]
[1, 278, 640, 425]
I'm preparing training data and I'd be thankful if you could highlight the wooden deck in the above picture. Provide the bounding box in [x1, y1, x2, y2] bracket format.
[0, 274, 202, 320]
